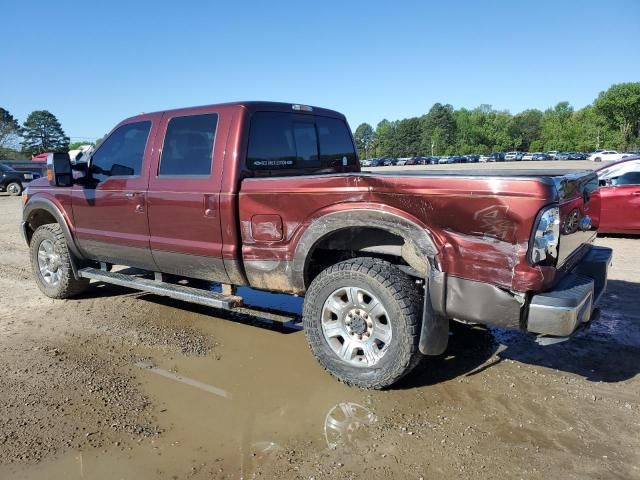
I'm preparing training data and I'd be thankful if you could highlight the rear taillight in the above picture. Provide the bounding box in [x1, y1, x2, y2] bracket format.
[529, 205, 560, 265]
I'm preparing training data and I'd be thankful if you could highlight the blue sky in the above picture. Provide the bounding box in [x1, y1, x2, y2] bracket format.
[2, 0, 639, 142]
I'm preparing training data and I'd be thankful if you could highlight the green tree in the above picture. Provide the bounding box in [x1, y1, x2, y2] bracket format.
[594, 82, 640, 150]
[510, 109, 543, 151]
[540, 102, 574, 151]
[420, 103, 456, 155]
[354, 123, 375, 159]
[0, 107, 22, 154]
[395, 117, 422, 156]
[375, 119, 397, 157]
[21, 110, 70, 155]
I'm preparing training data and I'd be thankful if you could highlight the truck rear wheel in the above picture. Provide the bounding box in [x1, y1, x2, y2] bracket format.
[29, 224, 89, 299]
[303, 257, 423, 389]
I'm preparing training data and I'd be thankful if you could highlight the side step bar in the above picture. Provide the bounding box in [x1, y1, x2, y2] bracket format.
[78, 267, 243, 310]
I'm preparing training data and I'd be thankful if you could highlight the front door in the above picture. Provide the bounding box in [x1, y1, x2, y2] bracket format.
[600, 171, 640, 233]
[146, 107, 230, 282]
[72, 114, 161, 270]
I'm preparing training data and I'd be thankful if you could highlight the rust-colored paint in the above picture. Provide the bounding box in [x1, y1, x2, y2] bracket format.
[23, 101, 598, 296]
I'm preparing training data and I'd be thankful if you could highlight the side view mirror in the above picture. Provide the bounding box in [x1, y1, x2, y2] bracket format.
[46, 153, 73, 187]
[598, 179, 607, 187]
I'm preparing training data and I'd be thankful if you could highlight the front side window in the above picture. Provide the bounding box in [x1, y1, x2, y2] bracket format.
[247, 112, 357, 171]
[159, 113, 218, 176]
[613, 171, 640, 185]
[91, 121, 151, 182]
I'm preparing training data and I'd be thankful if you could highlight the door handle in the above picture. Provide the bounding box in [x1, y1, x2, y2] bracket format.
[125, 192, 145, 213]
[204, 194, 217, 218]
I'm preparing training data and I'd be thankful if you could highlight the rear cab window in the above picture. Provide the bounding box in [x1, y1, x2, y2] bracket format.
[247, 112, 357, 174]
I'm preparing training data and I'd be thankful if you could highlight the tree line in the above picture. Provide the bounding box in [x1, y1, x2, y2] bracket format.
[354, 82, 640, 159]
[0, 109, 78, 159]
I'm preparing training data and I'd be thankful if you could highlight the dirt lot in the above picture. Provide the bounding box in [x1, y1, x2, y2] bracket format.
[1, 162, 639, 479]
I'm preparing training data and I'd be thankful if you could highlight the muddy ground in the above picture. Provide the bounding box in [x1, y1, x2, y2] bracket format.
[1, 163, 639, 479]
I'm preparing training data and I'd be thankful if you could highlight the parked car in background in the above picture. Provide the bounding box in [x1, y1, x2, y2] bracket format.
[505, 151, 519, 161]
[489, 152, 505, 162]
[438, 156, 451, 164]
[556, 152, 571, 160]
[360, 159, 373, 167]
[532, 153, 550, 161]
[547, 151, 559, 160]
[568, 152, 587, 160]
[479, 154, 492, 163]
[466, 154, 480, 162]
[592, 156, 640, 233]
[588, 150, 630, 162]
[522, 152, 535, 161]
[0, 163, 37, 196]
[383, 158, 397, 166]
[369, 158, 386, 167]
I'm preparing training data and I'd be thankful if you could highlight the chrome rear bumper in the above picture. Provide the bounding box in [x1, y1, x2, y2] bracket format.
[527, 246, 612, 339]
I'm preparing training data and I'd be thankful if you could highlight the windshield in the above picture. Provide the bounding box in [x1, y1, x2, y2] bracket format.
[598, 159, 640, 180]
[0, 163, 17, 173]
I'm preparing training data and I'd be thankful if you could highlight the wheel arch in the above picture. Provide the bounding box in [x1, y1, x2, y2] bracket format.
[22, 197, 84, 261]
[292, 208, 441, 292]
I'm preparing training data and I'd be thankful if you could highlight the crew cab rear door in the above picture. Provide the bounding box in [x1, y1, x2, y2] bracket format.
[71, 113, 161, 270]
[146, 106, 232, 282]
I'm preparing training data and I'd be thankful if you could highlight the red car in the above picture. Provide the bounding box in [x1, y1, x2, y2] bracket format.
[592, 156, 640, 233]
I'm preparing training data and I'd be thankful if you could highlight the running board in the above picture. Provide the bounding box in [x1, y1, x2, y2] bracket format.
[78, 267, 243, 310]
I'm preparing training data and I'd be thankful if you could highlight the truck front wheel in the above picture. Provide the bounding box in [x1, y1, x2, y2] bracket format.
[29, 224, 89, 299]
[303, 257, 423, 389]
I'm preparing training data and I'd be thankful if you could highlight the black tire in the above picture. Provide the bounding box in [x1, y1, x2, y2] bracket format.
[29, 224, 89, 298]
[594, 157, 602, 162]
[6, 182, 22, 196]
[303, 257, 423, 389]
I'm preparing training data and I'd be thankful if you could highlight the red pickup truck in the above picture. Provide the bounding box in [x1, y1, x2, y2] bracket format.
[21, 101, 612, 388]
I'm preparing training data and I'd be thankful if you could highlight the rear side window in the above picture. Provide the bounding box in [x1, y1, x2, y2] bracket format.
[316, 117, 358, 167]
[91, 121, 151, 181]
[247, 112, 356, 171]
[159, 113, 218, 176]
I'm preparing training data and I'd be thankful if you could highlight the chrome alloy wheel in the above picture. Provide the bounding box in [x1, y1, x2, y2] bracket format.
[7, 183, 20, 195]
[321, 287, 392, 367]
[37, 239, 62, 286]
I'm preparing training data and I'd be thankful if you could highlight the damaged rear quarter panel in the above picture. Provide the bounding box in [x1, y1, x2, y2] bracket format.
[238, 173, 556, 294]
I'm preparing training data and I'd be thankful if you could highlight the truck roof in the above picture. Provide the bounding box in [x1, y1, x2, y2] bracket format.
[124, 101, 346, 122]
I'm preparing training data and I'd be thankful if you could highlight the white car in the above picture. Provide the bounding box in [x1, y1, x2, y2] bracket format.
[478, 155, 491, 163]
[505, 151, 519, 161]
[521, 152, 534, 161]
[588, 150, 631, 162]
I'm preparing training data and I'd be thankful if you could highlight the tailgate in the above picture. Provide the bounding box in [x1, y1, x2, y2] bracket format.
[554, 171, 599, 266]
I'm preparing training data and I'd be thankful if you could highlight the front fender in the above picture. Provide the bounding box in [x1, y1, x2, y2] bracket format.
[23, 197, 84, 262]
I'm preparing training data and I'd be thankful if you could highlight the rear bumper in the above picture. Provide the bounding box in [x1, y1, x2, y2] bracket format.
[526, 246, 612, 338]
